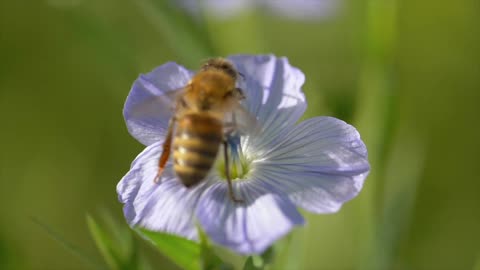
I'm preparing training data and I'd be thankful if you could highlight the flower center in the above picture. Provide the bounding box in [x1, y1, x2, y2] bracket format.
[216, 134, 252, 180]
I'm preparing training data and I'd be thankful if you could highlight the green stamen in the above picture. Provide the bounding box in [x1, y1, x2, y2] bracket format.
[216, 154, 251, 180]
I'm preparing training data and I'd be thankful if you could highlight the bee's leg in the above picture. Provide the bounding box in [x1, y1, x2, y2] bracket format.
[223, 111, 238, 135]
[223, 140, 244, 203]
[154, 118, 176, 184]
[223, 123, 236, 135]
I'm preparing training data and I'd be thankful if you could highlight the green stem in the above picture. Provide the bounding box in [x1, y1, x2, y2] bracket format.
[354, 0, 398, 269]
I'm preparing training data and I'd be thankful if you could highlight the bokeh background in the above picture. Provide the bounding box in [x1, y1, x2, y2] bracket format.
[1, 0, 479, 269]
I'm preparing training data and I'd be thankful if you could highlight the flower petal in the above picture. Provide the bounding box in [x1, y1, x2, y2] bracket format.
[258, 169, 367, 213]
[228, 55, 306, 151]
[254, 116, 370, 213]
[196, 180, 304, 254]
[123, 63, 194, 146]
[117, 142, 207, 240]
[262, 0, 338, 20]
[175, 0, 253, 18]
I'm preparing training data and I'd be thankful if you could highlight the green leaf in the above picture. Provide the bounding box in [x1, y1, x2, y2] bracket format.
[135, 228, 202, 270]
[31, 217, 106, 270]
[136, 228, 233, 270]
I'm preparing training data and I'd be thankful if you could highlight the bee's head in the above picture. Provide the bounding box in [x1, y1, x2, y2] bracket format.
[201, 58, 238, 81]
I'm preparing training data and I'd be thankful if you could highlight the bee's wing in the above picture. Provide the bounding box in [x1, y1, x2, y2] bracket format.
[128, 85, 186, 121]
[225, 102, 262, 136]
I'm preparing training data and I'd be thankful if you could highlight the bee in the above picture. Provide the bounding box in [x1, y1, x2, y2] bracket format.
[152, 58, 258, 203]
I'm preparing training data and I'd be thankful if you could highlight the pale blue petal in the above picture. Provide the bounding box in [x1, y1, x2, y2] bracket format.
[174, 0, 338, 20]
[228, 55, 306, 152]
[196, 180, 304, 254]
[123, 63, 194, 146]
[262, 0, 339, 20]
[254, 116, 369, 213]
[117, 142, 208, 240]
[203, 0, 252, 18]
[256, 169, 367, 213]
[175, 0, 252, 18]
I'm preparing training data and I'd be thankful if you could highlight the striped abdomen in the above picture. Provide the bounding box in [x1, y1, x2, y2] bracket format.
[173, 113, 222, 187]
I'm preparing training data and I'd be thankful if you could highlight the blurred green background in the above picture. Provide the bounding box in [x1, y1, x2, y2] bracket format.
[1, 0, 479, 269]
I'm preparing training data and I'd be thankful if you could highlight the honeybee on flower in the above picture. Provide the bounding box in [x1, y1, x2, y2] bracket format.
[118, 54, 370, 254]
[134, 57, 258, 202]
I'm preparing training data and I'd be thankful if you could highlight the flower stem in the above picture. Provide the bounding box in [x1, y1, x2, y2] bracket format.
[354, 0, 398, 269]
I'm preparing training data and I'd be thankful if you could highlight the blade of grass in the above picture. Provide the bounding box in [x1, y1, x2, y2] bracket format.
[87, 215, 124, 270]
[87, 213, 153, 270]
[31, 217, 106, 270]
[375, 133, 425, 269]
